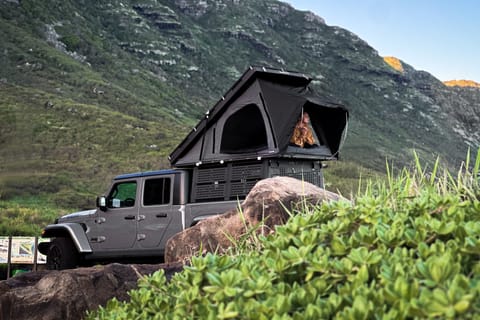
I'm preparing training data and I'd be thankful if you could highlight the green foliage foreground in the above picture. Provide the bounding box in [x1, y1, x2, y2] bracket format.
[89, 154, 480, 319]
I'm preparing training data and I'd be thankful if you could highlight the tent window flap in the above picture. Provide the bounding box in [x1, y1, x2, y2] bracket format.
[220, 104, 268, 154]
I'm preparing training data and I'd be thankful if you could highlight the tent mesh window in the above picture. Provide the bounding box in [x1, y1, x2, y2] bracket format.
[196, 167, 228, 184]
[195, 183, 226, 200]
[193, 167, 227, 201]
[220, 104, 268, 154]
[192, 162, 265, 202]
[279, 169, 323, 187]
[229, 163, 263, 200]
[276, 161, 324, 188]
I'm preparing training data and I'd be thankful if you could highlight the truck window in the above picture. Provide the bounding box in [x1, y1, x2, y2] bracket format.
[108, 181, 137, 208]
[143, 178, 171, 206]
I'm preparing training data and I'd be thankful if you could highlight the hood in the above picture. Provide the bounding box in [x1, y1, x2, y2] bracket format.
[58, 209, 96, 222]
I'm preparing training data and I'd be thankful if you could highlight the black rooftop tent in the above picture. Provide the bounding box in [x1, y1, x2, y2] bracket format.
[169, 66, 349, 168]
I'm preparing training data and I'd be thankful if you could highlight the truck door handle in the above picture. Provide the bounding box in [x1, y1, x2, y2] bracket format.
[124, 215, 136, 220]
[156, 213, 168, 218]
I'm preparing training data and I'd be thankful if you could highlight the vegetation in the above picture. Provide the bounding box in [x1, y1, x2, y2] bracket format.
[1, 1, 478, 315]
[322, 161, 382, 198]
[87, 152, 480, 319]
[0, 197, 65, 236]
[1, 0, 478, 217]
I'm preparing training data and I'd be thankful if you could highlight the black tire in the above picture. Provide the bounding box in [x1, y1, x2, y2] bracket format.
[46, 237, 79, 270]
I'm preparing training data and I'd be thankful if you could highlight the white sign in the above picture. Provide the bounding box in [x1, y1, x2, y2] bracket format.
[0, 237, 48, 264]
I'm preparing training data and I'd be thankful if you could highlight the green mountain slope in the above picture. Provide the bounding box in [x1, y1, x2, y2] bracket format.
[0, 0, 478, 209]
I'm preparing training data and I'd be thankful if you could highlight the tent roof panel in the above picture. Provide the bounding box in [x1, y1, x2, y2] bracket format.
[169, 66, 312, 164]
[169, 66, 349, 167]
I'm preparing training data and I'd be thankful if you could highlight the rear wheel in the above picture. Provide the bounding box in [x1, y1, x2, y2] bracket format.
[46, 237, 79, 270]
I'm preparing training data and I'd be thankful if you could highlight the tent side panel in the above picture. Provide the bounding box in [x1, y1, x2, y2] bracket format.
[258, 80, 307, 151]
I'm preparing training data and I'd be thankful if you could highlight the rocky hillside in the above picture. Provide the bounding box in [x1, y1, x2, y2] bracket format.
[0, 0, 479, 206]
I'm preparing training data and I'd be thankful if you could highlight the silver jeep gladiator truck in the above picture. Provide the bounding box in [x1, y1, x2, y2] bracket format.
[38, 168, 240, 269]
[38, 66, 348, 269]
[38, 160, 326, 270]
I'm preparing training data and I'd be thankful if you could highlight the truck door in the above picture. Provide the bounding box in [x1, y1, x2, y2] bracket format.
[137, 175, 182, 249]
[87, 179, 138, 250]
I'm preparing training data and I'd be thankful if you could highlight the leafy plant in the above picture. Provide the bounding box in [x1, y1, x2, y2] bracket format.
[87, 154, 480, 319]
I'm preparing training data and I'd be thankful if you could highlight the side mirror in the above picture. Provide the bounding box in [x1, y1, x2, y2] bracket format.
[96, 196, 107, 212]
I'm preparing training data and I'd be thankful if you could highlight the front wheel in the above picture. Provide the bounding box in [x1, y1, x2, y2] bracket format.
[46, 237, 79, 270]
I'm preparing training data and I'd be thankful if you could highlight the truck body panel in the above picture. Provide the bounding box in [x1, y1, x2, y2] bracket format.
[42, 222, 92, 253]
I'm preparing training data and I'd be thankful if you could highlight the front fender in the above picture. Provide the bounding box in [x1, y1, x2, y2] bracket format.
[41, 223, 92, 253]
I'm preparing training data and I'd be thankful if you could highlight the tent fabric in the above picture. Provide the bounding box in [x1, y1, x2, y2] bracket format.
[220, 103, 268, 153]
[169, 66, 349, 167]
[257, 79, 310, 151]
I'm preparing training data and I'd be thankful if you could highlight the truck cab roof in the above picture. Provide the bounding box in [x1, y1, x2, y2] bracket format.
[114, 169, 181, 181]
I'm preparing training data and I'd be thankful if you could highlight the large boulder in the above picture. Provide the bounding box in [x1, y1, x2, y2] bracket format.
[0, 262, 183, 320]
[165, 176, 345, 263]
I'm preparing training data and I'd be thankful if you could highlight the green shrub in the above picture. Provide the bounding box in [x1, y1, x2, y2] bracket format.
[59, 35, 81, 52]
[87, 154, 480, 319]
[0, 197, 66, 236]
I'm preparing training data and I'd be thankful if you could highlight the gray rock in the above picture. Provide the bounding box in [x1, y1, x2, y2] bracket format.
[165, 176, 346, 263]
[0, 262, 183, 320]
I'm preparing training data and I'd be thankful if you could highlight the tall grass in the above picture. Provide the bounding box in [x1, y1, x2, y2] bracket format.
[0, 197, 65, 236]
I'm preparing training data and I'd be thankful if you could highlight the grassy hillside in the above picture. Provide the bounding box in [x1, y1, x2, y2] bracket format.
[0, 0, 479, 235]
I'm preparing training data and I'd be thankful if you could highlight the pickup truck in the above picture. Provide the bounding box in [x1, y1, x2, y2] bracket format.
[38, 159, 325, 270]
[38, 66, 349, 269]
[38, 168, 240, 269]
